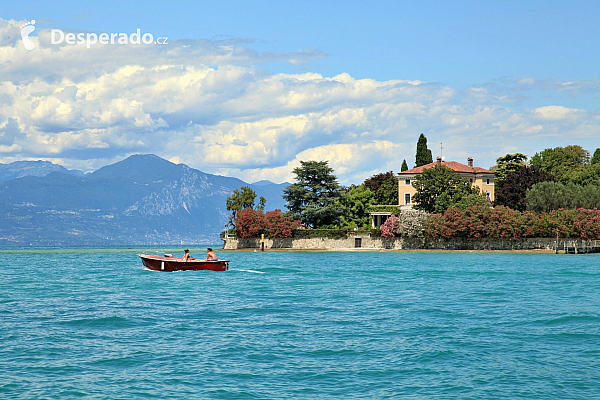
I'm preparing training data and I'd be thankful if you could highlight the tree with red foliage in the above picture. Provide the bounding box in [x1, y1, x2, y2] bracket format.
[234, 208, 301, 238]
[363, 171, 395, 193]
[573, 208, 600, 239]
[265, 209, 302, 238]
[486, 206, 523, 238]
[424, 205, 600, 240]
[234, 208, 266, 238]
[494, 166, 555, 211]
[519, 210, 544, 238]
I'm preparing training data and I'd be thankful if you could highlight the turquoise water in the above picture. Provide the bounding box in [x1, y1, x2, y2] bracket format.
[1, 250, 599, 399]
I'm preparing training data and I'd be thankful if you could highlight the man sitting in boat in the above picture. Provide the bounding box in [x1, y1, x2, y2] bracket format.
[205, 248, 218, 261]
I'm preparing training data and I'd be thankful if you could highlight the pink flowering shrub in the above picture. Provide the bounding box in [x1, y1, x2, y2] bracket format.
[380, 215, 400, 238]
[234, 208, 301, 238]
[234, 208, 267, 238]
[265, 209, 302, 238]
[424, 205, 600, 239]
[573, 208, 600, 239]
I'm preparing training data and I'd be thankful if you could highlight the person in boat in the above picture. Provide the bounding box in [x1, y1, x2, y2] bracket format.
[182, 249, 191, 262]
[205, 248, 218, 261]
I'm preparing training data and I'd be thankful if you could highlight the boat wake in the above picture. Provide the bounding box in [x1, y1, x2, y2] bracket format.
[236, 269, 265, 274]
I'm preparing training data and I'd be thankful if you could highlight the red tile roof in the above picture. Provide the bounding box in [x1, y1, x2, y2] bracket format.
[399, 160, 493, 175]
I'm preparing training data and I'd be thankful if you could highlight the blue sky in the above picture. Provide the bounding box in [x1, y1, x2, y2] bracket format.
[1, 1, 599, 184]
[11, 1, 599, 85]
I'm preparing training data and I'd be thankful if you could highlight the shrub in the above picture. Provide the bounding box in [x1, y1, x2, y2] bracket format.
[527, 182, 600, 212]
[234, 208, 267, 238]
[265, 209, 302, 238]
[292, 229, 349, 238]
[573, 208, 600, 239]
[397, 209, 428, 238]
[486, 206, 522, 238]
[424, 213, 445, 239]
[423, 205, 600, 240]
[519, 210, 543, 238]
[380, 215, 400, 238]
[235, 209, 302, 238]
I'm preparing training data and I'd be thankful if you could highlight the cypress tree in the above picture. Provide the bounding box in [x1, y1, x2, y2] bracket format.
[415, 133, 433, 167]
[401, 159, 408, 172]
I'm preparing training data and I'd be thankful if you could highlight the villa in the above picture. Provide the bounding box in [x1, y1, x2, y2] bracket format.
[371, 157, 495, 227]
[398, 157, 495, 206]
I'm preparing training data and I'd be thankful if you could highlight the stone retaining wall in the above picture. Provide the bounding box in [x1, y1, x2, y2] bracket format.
[223, 235, 598, 252]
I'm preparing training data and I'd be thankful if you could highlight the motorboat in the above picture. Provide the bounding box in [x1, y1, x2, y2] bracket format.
[138, 253, 229, 272]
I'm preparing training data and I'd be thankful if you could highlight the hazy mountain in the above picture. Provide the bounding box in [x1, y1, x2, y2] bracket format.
[252, 179, 290, 187]
[0, 155, 287, 246]
[250, 180, 290, 211]
[0, 160, 83, 181]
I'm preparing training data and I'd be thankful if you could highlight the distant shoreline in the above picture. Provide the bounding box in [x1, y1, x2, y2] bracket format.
[222, 236, 600, 254]
[221, 248, 558, 253]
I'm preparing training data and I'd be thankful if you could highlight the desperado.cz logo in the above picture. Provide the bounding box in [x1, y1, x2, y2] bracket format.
[51, 29, 168, 48]
[20, 20, 168, 50]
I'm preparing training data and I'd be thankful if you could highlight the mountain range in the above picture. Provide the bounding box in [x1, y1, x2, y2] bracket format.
[0, 160, 84, 181]
[0, 155, 288, 246]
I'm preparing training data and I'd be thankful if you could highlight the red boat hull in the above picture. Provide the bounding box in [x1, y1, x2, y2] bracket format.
[139, 254, 229, 272]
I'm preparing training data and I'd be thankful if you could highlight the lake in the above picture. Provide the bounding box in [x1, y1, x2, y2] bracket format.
[1, 249, 599, 399]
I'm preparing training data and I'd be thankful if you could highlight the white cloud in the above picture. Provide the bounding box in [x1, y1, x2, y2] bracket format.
[0, 17, 599, 184]
[532, 105, 586, 121]
[214, 141, 409, 186]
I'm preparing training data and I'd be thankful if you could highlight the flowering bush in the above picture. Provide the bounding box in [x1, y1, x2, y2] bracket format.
[486, 206, 523, 238]
[519, 210, 544, 238]
[234, 208, 301, 238]
[397, 209, 428, 238]
[265, 209, 302, 238]
[424, 205, 600, 239]
[379, 210, 428, 238]
[573, 208, 600, 239]
[234, 208, 266, 238]
[380, 215, 400, 238]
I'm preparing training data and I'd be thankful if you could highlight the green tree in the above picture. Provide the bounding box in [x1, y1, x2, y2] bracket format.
[494, 166, 556, 211]
[563, 163, 600, 186]
[401, 159, 409, 172]
[592, 148, 600, 165]
[415, 133, 433, 167]
[448, 192, 490, 211]
[336, 185, 375, 229]
[374, 176, 399, 205]
[283, 160, 342, 228]
[491, 153, 528, 182]
[526, 182, 600, 212]
[530, 145, 590, 182]
[412, 165, 483, 213]
[226, 186, 266, 227]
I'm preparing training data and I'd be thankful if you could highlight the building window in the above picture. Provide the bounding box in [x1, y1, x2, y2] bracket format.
[405, 179, 410, 185]
[405, 193, 411, 205]
[486, 178, 490, 185]
[469, 178, 473, 183]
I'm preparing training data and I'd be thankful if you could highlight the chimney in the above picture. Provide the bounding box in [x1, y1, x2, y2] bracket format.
[467, 157, 473, 167]
[436, 156, 442, 165]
